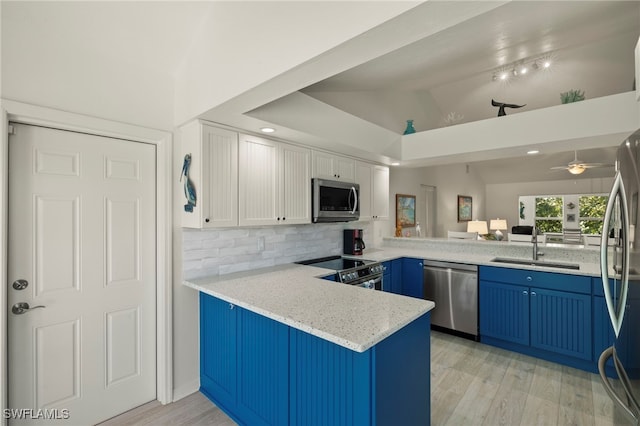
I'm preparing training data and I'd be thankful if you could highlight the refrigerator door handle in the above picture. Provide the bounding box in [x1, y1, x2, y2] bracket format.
[601, 172, 630, 337]
[599, 347, 639, 424]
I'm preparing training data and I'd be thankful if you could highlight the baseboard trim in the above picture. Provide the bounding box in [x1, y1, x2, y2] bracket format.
[172, 379, 200, 402]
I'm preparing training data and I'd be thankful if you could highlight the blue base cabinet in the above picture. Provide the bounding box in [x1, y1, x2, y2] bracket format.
[479, 280, 529, 346]
[382, 259, 402, 294]
[200, 292, 431, 426]
[200, 293, 288, 426]
[479, 266, 593, 370]
[401, 257, 424, 298]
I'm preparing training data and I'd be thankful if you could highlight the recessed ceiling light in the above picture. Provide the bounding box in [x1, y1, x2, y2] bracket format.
[260, 127, 275, 133]
[527, 150, 539, 155]
[391, 162, 400, 166]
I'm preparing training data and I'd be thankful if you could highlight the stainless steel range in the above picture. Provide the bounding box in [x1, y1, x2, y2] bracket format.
[296, 256, 384, 289]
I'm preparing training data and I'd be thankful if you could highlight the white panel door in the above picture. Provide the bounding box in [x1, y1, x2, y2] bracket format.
[280, 143, 310, 224]
[8, 123, 156, 425]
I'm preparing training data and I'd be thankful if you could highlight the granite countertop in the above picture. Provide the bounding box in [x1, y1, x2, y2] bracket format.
[373, 237, 603, 277]
[184, 237, 603, 354]
[184, 263, 434, 353]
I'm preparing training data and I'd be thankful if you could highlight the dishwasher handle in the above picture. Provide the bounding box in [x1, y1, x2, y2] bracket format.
[422, 260, 478, 272]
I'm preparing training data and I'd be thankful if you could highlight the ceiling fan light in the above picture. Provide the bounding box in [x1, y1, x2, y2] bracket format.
[568, 164, 585, 175]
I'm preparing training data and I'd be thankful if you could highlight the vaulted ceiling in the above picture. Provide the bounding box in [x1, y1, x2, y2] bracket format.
[3, 1, 639, 184]
[247, 1, 640, 183]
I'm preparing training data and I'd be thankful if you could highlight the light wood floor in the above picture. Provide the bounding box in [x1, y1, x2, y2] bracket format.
[100, 330, 628, 425]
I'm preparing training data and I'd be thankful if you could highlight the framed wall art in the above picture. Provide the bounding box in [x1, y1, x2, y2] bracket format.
[457, 195, 472, 222]
[396, 194, 416, 228]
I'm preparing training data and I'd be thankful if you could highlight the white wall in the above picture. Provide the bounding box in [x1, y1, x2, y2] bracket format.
[0, 2, 176, 131]
[485, 177, 614, 234]
[388, 163, 486, 238]
[173, 2, 419, 125]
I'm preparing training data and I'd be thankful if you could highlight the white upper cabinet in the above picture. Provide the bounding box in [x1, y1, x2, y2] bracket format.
[635, 36, 639, 102]
[355, 161, 389, 221]
[280, 143, 311, 224]
[180, 121, 238, 228]
[372, 165, 389, 220]
[312, 151, 355, 182]
[355, 162, 373, 221]
[239, 134, 310, 226]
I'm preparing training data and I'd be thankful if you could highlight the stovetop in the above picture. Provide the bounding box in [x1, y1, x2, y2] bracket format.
[296, 255, 384, 285]
[296, 256, 372, 271]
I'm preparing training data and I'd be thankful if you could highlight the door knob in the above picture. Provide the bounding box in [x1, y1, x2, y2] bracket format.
[12, 302, 46, 315]
[12, 279, 28, 290]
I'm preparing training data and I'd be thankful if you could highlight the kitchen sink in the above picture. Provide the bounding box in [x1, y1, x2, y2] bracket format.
[491, 257, 580, 270]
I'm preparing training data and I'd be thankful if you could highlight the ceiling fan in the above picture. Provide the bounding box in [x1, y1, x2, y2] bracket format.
[550, 151, 613, 175]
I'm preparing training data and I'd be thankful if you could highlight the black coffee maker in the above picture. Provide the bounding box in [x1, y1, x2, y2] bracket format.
[343, 229, 366, 255]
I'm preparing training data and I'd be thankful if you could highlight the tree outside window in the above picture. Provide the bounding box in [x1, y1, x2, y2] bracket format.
[579, 195, 607, 234]
[535, 197, 563, 232]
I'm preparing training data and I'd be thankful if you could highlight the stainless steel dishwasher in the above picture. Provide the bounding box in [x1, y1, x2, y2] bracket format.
[423, 260, 478, 338]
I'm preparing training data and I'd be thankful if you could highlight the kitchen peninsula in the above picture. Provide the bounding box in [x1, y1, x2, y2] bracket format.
[184, 264, 434, 426]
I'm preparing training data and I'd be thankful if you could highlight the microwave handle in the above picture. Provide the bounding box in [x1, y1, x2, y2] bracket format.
[350, 186, 358, 215]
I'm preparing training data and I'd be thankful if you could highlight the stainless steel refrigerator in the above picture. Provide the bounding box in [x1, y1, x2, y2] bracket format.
[599, 130, 640, 424]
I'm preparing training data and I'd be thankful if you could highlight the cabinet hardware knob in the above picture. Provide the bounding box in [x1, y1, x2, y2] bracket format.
[523, 290, 528, 296]
[277, 217, 280, 221]
[526, 276, 532, 281]
[205, 218, 210, 223]
[531, 291, 537, 296]
[282, 217, 286, 221]
[229, 303, 235, 310]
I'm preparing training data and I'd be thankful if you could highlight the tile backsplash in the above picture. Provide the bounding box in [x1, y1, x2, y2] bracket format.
[183, 223, 371, 279]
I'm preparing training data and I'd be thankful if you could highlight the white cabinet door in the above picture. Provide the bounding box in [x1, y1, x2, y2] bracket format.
[335, 156, 355, 182]
[312, 151, 335, 180]
[239, 134, 279, 226]
[312, 151, 355, 182]
[180, 121, 238, 228]
[372, 165, 390, 220]
[355, 161, 372, 221]
[280, 143, 311, 224]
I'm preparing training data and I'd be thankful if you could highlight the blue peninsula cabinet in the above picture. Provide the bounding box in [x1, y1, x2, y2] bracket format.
[479, 266, 593, 369]
[200, 292, 431, 426]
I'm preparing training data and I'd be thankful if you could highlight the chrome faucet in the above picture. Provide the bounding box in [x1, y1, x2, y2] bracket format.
[532, 227, 544, 260]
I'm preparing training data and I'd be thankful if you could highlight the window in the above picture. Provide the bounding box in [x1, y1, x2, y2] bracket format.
[535, 197, 563, 233]
[579, 195, 608, 234]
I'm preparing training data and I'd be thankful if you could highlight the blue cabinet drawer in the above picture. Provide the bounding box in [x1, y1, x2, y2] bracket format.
[480, 265, 591, 294]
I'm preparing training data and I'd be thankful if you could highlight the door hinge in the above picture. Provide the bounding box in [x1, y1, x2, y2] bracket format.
[8, 125, 16, 135]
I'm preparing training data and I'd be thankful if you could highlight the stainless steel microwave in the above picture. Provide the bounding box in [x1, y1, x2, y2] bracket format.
[311, 178, 360, 223]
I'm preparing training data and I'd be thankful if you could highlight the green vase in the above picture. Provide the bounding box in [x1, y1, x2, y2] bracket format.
[403, 120, 416, 135]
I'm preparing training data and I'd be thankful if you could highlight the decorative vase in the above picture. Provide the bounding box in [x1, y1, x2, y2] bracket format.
[403, 120, 416, 135]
